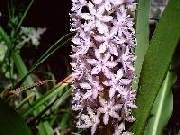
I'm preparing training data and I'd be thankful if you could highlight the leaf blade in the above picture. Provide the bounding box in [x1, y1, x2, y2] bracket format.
[132, 0, 180, 134]
[133, 0, 151, 90]
[144, 70, 176, 135]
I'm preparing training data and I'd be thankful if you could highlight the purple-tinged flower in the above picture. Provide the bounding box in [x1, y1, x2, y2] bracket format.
[80, 77, 103, 99]
[98, 97, 122, 125]
[113, 122, 125, 135]
[71, 0, 136, 134]
[94, 32, 120, 56]
[77, 107, 100, 135]
[103, 69, 131, 98]
[87, 50, 117, 78]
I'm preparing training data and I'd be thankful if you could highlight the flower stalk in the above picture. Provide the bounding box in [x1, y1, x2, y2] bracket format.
[70, 0, 137, 134]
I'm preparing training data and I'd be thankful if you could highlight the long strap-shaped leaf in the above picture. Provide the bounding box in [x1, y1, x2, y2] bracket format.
[132, 0, 180, 134]
[144, 70, 176, 135]
[133, 0, 150, 90]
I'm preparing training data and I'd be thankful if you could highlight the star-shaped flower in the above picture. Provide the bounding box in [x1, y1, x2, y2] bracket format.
[71, 34, 92, 56]
[80, 2, 113, 34]
[87, 107, 100, 135]
[71, 0, 87, 15]
[71, 0, 136, 133]
[94, 31, 119, 56]
[77, 107, 100, 135]
[113, 122, 133, 135]
[98, 98, 122, 125]
[87, 50, 117, 78]
[120, 89, 137, 109]
[80, 77, 102, 99]
[113, 122, 125, 135]
[103, 69, 131, 98]
[120, 46, 135, 72]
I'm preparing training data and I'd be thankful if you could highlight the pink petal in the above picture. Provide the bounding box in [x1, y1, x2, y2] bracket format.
[79, 0, 86, 4]
[99, 97, 106, 106]
[102, 80, 110, 86]
[116, 38, 126, 44]
[100, 16, 113, 22]
[97, 4, 105, 14]
[99, 44, 107, 53]
[109, 111, 119, 119]
[116, 69, 124, 80]
[109, 45, 118, 56]
[106, 61, 117, 68]
[94, 35, 104, 42]
[120, 79, 131, 85]
[97, 21, 109, 34]
[103, 53, 111, 62]
[103, 113, 109, 125]
[91, 66, 101, 74]
[81, 13, 91, 20]
[95, 49, 101, 60]
[93, 0, 103, 4]
[83, 90, 92, 99]
[91, 125, 97, 135]
[80, 82, 91, 89]
[102, 67, 111, 78]
[87, 59, 98, 65]
[92, 88, 99, 99]
[113, 104, 123, 110]
[98, 107, 105, 113]
[72, 37, 81, 45]
[104, 2, 111, 11]
[109, 88, 116, 98]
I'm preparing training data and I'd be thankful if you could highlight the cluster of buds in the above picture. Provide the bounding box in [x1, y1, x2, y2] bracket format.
[70, 0, 136, 134]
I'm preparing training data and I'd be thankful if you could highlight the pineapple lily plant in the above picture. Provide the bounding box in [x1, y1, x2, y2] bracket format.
[0, 0, 180, 135]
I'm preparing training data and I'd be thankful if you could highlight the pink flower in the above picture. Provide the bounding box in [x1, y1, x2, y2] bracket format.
[87, 50, 117, 78]
[77, 107, 100, 135]
[71, 0, 136, 134]
[98, 97, 122, 125]
[80, 77, 103, 99]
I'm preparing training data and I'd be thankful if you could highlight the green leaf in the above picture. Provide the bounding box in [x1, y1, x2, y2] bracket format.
[144, 70, 176, 135]
[60, 113, 71, 135]
[0, 100, 32, 135]
[178, 129, 180, 135]
[16, 32, 73, 86]
[52, 86, 72, 111]
[37, 121, 54, 135]
[12, 52, 34, 84]
[0, 27, 11, 45]
[0, 3, 54, 134]
[22, 83, 70, 117]
[132, 0, 180, 134]
[133, 0, 151, 90]
[14, 0, 34, 35]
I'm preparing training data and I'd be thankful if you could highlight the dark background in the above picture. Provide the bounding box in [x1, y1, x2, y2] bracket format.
[0, 0, 72, 82]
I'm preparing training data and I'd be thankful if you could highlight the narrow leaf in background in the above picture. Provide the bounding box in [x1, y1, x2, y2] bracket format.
[37, 121, 54, 135]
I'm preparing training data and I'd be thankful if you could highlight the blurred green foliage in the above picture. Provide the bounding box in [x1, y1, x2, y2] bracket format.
[0, 0, 72, 134]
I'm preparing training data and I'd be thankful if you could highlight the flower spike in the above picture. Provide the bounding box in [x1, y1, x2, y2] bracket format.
[71, 0, 136, 134]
